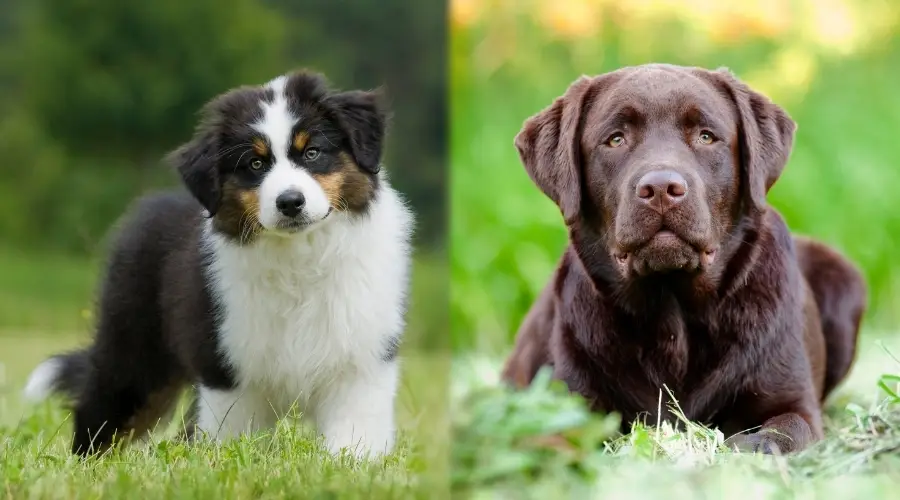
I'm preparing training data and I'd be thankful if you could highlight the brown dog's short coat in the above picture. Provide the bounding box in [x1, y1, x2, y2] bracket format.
[503, 64, 866, 454]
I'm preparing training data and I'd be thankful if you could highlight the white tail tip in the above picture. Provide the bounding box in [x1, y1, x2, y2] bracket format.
[23, 358, 62, 402]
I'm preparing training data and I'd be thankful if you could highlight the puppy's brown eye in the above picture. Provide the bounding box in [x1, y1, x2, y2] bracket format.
[250, 159, 263, 170]
[698, 131, 716, 145]
[607, 133, 626, 148]
[304, 148, 320, 161]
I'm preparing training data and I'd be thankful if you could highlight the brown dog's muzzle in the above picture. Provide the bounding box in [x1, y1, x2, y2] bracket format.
[614, 167, 718, 277]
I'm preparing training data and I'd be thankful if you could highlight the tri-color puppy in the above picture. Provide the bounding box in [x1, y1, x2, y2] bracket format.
[24, 70, 413, 459]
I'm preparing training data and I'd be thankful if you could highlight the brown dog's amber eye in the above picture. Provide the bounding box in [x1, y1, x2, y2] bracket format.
[607, 134, 625, 148]
[698, 131, 716, 145]
[250, 159, 263, 170]
[304, 148, 320, 161]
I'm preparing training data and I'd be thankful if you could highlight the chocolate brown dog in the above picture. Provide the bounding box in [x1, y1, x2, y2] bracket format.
[502, 64, 866, 454]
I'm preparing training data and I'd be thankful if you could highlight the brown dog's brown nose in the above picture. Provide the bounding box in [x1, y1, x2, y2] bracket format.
[636, 170, 688, 212]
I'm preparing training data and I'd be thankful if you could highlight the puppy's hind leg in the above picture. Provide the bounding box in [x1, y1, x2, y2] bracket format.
[794, 236, 867, 399]
[23, 348, 170, 456]
[70, 363, 184, 456]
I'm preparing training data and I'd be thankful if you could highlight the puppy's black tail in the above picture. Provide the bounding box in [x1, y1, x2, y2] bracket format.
[23, 350, 91, 404]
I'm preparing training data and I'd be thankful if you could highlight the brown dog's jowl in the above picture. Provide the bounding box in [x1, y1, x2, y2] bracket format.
[503, 63, 867, 455]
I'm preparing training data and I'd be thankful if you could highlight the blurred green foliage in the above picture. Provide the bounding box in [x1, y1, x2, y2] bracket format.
[18, 0, 285, 159]
[451, 362, 900, 497]
[451, 10, 900, 353]
[0, 0, 447, 352]
[452, 366, 622, 492]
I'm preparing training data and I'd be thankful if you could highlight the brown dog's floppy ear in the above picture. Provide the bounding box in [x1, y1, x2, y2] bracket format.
[515, 77, 598, 224]
[712, 68, 796, 212]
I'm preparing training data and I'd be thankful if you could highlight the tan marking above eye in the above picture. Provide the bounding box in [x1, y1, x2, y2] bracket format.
[251, 138, 268, 156]
[293, 131, 309, 151]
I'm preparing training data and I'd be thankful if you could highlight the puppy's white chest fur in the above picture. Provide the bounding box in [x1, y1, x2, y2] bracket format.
[197, 183, 412, 456]
[213, 242, 367, 405]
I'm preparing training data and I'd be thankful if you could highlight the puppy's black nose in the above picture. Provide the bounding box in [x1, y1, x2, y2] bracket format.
[276, 190, 305, 218]
[636, 170, 688, 213]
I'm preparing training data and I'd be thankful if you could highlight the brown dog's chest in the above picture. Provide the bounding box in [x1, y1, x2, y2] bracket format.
[556, 309, 744, 428]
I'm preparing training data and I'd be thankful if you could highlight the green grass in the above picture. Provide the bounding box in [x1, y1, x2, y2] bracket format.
[451, 338, 900, 498]
[1, 343, 449, 499]
[5, 410, 426, 499]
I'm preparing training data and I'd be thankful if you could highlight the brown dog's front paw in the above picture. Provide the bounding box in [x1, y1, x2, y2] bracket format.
[723, 412, 816, 454]
[724, 430, 787, 455]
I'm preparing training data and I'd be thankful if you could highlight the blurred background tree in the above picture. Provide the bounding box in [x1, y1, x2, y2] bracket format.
[451, 0, 900, 353]
[0, 0, 447, 350]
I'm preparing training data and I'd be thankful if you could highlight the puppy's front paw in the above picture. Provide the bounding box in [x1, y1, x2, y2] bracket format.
[323, 421, 395, 459]
[316, 363, 399, 460]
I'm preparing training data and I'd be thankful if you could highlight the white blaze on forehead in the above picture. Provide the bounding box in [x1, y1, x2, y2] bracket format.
[252, 75, 332, 229]
[253, 75, 295, 163]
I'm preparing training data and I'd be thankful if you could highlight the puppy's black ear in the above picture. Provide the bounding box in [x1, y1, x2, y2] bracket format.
[166, 130, 221, 216]
[328, 88, 389, 174]
[711, 68, 796, 213]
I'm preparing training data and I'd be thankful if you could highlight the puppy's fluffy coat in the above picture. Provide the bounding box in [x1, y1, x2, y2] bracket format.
[24, 71, 413, 458]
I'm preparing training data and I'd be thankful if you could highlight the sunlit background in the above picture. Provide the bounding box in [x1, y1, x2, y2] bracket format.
[451, 0, 900, 375]
[0, 0, 448, 463]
